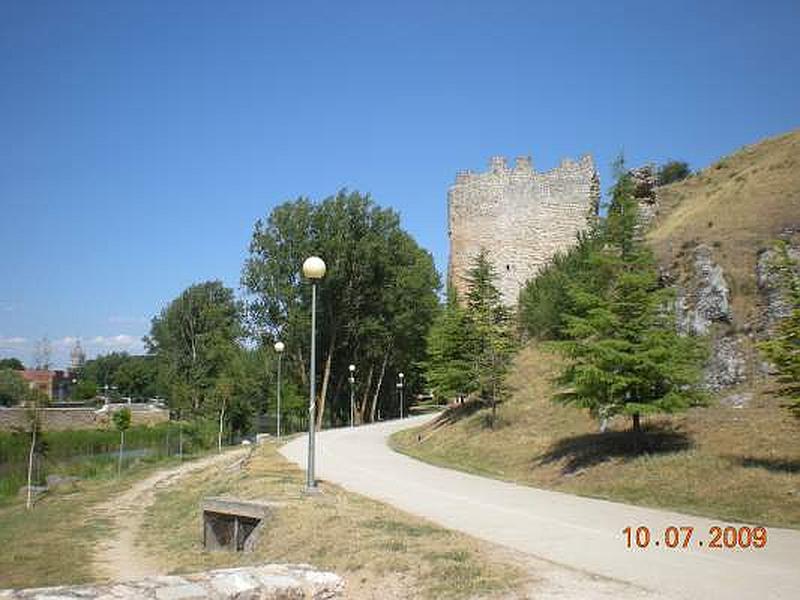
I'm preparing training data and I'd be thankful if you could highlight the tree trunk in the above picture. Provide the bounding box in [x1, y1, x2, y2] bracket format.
[370, 347, 390, 423]
[218, 400, 226, 452]
[26, 423, 36, 511]
[632, 413, 641, 433]
[316, 333, 336, 431]
[491, 384, 496, 430]
[117, 430, 124, 477]
[295, 350, 308, 387]
[360, 364, 374, 423]
[330, 374, 345, 428]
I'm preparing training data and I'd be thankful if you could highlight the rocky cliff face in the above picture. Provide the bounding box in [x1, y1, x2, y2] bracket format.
[643, 130, 800, 399]
[756, 238, 800, 333]
[664, 232, 798, 395]
[669, 243, 746, 391]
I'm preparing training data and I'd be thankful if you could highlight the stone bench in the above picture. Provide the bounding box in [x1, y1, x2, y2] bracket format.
[201, 497, 281, 552]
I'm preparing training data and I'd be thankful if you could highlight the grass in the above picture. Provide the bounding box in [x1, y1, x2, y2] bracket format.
[0, 452, 195, 589]
[391, 345, 800, 529]
[138, 443, 526, 599]
[647, 128, 800, 323]
[0, 422, 212, 501]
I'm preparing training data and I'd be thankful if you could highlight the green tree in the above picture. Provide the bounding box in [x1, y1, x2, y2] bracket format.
[556, 164, 706, 433]
[657, 160, 691, 186]
[211, 375, 234, 451]
[145, 281, 242, 417]
[113, 356, 159, 399]
[23, 387, 47, 510]
[759, 241, 800, 415]
[243, 190, 439, 426]
[0, 369, 32, 406]
[72, 379, 98, 401]
[79, 352, 130, 395]
[0, 357, 24, 370]
[518, 233, 605, 340]
[112, 408, 132, 477]
[464, 250, 516, 427]
[424, 287, 478, 402]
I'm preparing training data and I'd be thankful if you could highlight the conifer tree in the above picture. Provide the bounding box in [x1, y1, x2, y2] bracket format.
[465, 250, 516, 427]
[424, 286, 478, 402]
[759, 241, 800, 415]
[556, 163, 706, 433]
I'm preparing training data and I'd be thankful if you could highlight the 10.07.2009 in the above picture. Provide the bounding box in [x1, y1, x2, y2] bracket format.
[622, 525, 768, 549]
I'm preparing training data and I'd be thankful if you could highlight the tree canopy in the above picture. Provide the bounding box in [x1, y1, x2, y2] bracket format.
[657, 160, 691, 186]
[242, 190, 440, 425]
[145, 280, 242, 417]
[0, 369, 35, 406]
[0, 358, 24, 370]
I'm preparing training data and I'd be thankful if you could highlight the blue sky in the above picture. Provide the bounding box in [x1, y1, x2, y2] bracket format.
[1, 0, 798, 367]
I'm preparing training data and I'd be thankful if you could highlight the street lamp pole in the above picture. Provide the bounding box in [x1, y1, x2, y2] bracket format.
[303, 256, 326, 492]
[397, 372, 405, 419]
[348, 364, 356, 428]
[274, 341, 285, 438]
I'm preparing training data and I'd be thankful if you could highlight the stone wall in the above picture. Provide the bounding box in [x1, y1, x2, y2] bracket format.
[448, 154, 599, 306]
[0, 564, 344, 599]
[0, 406, 169, 432]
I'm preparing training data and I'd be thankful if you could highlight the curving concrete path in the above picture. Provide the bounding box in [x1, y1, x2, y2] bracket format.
[281, 414, 800, 600]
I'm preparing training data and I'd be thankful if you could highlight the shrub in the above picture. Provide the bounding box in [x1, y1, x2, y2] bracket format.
[657, 160, 691, 185]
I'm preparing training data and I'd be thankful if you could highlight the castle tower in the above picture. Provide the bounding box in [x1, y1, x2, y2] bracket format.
[448, 153, 599, 306]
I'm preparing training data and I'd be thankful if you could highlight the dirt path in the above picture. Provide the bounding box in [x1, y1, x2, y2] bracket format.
[92, 447, 250, 582]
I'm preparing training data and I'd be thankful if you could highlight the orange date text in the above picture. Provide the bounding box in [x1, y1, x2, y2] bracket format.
[622, 525, 767, 549]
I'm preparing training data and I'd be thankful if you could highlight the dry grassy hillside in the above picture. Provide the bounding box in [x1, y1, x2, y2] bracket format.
[648, 129, 800, 322]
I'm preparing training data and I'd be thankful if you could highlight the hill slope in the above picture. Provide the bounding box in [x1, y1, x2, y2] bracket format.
[648, 128, 800, 323]
[393, 130, 800, 527]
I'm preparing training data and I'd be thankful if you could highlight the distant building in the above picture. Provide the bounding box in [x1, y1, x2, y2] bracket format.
[70, 340, 86, 372]
[20, 369, 72, 401]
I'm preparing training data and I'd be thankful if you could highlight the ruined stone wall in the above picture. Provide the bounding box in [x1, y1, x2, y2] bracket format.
[0, 406, 169, 432]
[448, 154, 599, 306]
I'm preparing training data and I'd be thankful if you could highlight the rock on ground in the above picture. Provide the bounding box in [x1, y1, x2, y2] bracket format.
[0, 564, 344, 600]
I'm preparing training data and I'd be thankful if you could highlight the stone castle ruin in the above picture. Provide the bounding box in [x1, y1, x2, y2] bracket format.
[448, 154, 600, 306]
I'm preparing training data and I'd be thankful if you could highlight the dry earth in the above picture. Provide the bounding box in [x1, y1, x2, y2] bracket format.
[92, 447, 250, 581]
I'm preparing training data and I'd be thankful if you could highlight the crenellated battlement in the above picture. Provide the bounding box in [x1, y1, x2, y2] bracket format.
[448, 152, 599, 306]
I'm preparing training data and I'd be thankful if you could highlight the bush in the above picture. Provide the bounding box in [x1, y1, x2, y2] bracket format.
[657, 160, 691, 186]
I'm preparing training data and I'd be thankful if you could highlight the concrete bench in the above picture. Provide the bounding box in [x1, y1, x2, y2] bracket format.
[201, 497, 281, 552]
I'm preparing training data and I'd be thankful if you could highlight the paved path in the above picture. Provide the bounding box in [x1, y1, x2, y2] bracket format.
[281, 415, 800, 600]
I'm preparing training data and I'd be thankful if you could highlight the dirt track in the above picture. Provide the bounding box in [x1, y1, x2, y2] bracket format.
[92, 447, 250, 582]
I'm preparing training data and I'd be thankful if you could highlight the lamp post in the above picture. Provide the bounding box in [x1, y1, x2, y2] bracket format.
[348, 364, 356, 428]
[274, 341, 285, 438]
[397, 372, 405, 419]
[303, 256, 326, 492]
